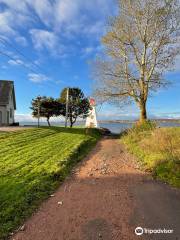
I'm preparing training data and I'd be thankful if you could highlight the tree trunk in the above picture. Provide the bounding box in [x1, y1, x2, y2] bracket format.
[69, 117, 73, 128]
[70, 117, 76, 128]
[47, 118, 51, 127]
[139, 101, 147, 123]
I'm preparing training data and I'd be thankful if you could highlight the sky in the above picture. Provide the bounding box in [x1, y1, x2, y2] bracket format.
[0, 0, 179, 122]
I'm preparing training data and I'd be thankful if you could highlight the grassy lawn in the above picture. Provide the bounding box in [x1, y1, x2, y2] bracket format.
[121, 124, 180, 188]
[0, 127, 101, 239]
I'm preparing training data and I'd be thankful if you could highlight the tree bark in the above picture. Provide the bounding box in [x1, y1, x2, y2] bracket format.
[70, 117, 77, 128]
[47, 118, 51, 127]
[139, 101, 147, 123]
[70, 117, 73, 128]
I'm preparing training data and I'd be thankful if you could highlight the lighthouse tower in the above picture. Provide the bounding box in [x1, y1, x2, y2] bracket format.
[86, 98, 98, 128]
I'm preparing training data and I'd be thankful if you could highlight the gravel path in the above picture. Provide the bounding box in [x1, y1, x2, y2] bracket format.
[11, 137, 180, 240]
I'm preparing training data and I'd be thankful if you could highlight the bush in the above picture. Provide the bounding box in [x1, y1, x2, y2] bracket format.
[132, 120, 156, 133]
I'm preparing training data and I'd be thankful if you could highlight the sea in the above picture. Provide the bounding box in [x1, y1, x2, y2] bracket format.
[20, 121, 180, 134]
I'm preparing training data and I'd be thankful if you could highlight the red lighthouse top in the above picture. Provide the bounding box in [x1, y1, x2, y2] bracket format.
[89, 98, 95, 106]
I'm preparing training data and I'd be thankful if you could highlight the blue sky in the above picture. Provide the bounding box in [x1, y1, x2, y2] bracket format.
[0, 0, 179, 122]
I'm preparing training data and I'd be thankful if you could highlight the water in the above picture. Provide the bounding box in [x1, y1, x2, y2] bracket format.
[101, 122, 180, 134]
[20, 121, 133, 133]
[100, 122, 133, 133]
[20, 121, 180, 134]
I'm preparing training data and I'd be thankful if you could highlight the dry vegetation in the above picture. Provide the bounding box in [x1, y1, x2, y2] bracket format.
[122, 123, 180, 187]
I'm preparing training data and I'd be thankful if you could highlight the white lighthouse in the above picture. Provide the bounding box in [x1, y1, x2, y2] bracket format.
[86, 98, 98, 128]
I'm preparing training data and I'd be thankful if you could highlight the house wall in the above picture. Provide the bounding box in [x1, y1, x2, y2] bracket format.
[0, 90, 15, 126]
[6, 93, 14, 124]
[0, 106, 6, 125]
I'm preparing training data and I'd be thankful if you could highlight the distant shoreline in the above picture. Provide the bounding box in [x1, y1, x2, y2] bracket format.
[18, 118, 180, 127]
[98, 119, 180, 124]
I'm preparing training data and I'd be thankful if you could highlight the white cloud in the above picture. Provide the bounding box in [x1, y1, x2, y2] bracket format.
[28, 73, 50, 83]
[80, 45, 102, 59]
[52, 0, 114, 40]
[99, 110, 139, 120]
[0, 0, 115, 57]
[29, 29, 63, 54]
[15, 36, 28, 46]
[0, 5, 32, 45]
[1, 0, 114, 30]
[15, 113, 35, 122]
[15, 113, 65, 123]
[27, 0, 54, 27]
[150, 112, 180, 119]
[98, 110, 180, 121]
[80, 46, 96, 59]
[84, 47, 94, 54]
[54, 0, 79, 26]
[8, 59, 24, 66]
[97, 104, 139, 120]
[85, 21, 105, 37]
[0, 11, 16, 36]
[34, 59, 41, 65]
[1, 0, 29, 13]
[0, 0, 54, 30]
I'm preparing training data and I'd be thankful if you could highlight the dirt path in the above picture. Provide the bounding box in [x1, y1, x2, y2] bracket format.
[0, 127, 33, 132]
[12, 137, 180, 240]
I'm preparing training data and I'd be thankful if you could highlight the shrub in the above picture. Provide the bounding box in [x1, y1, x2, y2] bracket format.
[132, 120, 156, 133]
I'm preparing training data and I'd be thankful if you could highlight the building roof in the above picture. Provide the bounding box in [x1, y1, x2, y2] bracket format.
[0, 80, 16, 109]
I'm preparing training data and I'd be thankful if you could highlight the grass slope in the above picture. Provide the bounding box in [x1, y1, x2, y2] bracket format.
[0, 127, 101, 239]
[121, 125, 180, 188]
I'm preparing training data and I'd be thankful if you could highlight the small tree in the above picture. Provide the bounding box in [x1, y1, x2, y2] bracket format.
[93, 0, 180, 123]
[59, 88, 91, 127]
[31, 96, 63, 126]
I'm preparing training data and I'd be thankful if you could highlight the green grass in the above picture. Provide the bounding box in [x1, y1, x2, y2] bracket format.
[0, 127, 101, 239]
[121, 124, 180, 188]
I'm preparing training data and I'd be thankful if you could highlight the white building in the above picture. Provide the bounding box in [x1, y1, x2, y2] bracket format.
[0, 80, 16, 126]
[86, 98, 98, 128]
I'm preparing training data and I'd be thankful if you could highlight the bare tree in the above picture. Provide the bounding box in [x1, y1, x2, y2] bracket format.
[93, 0, 180, 122]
